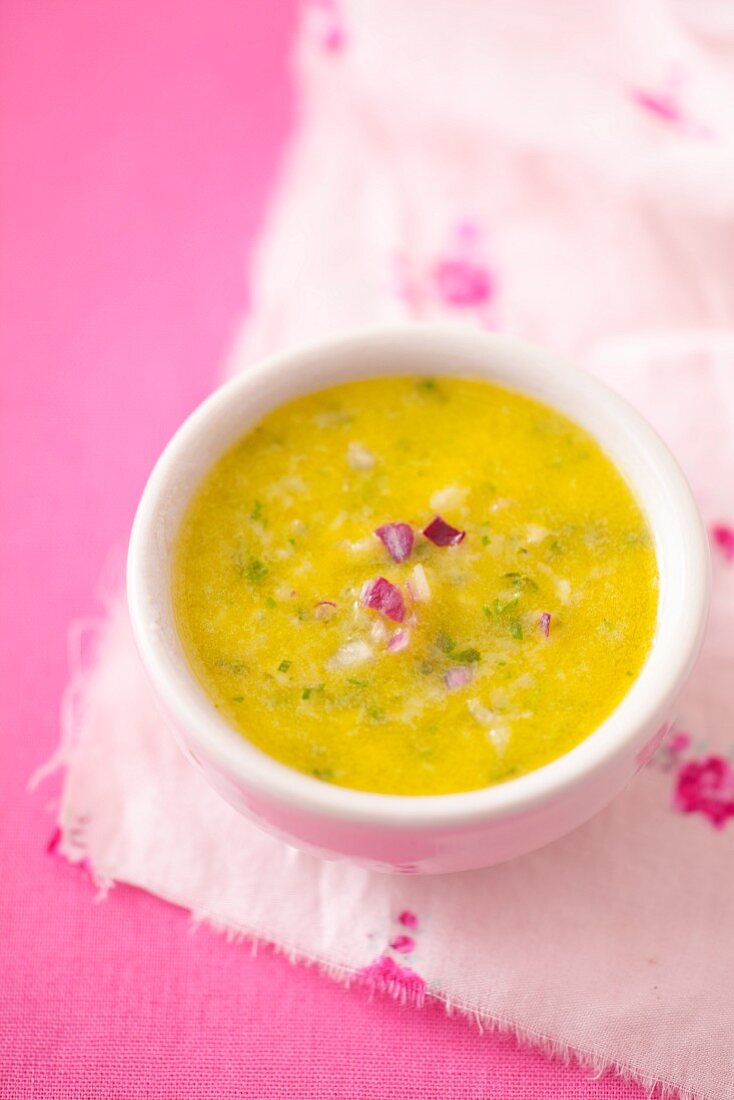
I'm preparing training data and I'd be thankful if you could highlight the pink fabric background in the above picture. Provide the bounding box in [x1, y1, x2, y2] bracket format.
[0, 3, 648, 1096]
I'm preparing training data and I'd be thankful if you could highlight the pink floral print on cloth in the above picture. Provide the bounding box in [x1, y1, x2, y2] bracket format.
[711, 524, 734, 562]
[47, 4, 734, 1099]
[629, 66, 715, 139]
[650, 726, 734, 829]
[307, 0, 347, 54]
[358, 910, 426, 1004]
[675, 756, 734, 829]
[394, 222, 498, 328]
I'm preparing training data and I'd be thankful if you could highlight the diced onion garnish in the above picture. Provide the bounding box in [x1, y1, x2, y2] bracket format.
[361, 576, 406, 623]
[540, 612, 551, 637]
[444, 665, 474, 690]
[369, 619, 389, 644]
[487, 725, 510, 753]
[346, 441, 376, 470]
[430, 485, 467, 512]
[387, 629, 410, 653]
[375, 522, 414, 563]
[406, 563, 431, 602]
[348, 536, 374, 554]
[555, 578, 571, 603]
[525, 524, 549, 544]
[328, 639, 373, 668]
[423, 515, 466, 547]
[314, 600, 337, 620]
[467, 698, 510, 752]
[467, 698, 494, 724]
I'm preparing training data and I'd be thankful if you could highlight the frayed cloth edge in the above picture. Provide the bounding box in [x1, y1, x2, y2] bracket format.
[39, 603, 705, 1100]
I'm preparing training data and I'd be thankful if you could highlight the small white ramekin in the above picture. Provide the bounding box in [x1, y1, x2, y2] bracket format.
[127, 324, 710, 874]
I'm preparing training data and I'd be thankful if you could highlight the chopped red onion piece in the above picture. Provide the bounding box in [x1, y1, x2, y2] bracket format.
[314, 600, 337, 620]
[362, 576, 406, 623]
[444, 665, 474, 691]
[423, 515, 466, 547]
[375, 522, 414, 563]
[539, 612, 551, 637]
[387, 629, 410, 653]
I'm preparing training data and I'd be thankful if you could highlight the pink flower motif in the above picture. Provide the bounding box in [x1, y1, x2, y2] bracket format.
[711, 524, 734, 562]
[432, 220, 497, 316]
[398, 909, 419, 930]
[650, 728, 691, 773]
[630, 88, 684, 125]
[323, 25, 345, 52]
[674, 755, 734, 829]
[629, 69, 713, 139]
[389, 934, 416, 954]
[357, 954, 426, 1005]
[669, 731, 692, 756]
[433, 258, 493, 307]
[311, 0, 346, 54]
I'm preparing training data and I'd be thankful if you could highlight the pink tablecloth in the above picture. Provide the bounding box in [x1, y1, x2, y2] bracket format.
[0, 2, 646, 1096]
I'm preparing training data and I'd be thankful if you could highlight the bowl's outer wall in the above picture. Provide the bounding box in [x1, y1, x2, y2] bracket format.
[159, 693, 674, 873]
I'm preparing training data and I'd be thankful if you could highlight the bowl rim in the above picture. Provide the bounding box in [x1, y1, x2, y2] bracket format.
[127, 323, 710, 829]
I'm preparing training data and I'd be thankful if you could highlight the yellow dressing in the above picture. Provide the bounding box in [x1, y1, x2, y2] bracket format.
[173, 376, 658, 795]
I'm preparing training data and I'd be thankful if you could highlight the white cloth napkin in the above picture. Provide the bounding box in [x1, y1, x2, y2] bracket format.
[50, 3, 734, 1096]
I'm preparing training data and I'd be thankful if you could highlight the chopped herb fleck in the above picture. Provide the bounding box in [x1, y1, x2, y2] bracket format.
[312, 767, 334, 781]
[436, 632, 455, 654]
[494, 594, 520, 615]
[278, 660, 291, 673]
[503, 572, 538, 592]
[246, 558, 268, 584]
[214, 658, 246, 674]
[250, 499, 264, 522]
[302, 687, 312, 700]
[288, 537, 296, 547]
[346, 677, 368, 688]
[481, 535, 491, 546]
[265, 596, 277, 609]
[417, 378, 438, 394]
[483, 603, 493, 621]
[453, 648, 481, 663]
[369, 706, 385, 721]
[510, 620, 524, 640]
[232, 695, 244, 703]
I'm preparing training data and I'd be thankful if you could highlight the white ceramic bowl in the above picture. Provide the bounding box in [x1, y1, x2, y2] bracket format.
[127, 324, 710, 874]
